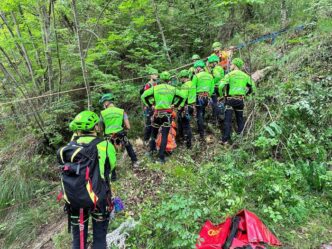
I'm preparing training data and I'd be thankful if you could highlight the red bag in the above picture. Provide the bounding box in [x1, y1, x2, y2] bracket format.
[196, 210, 281, 249]
[196, 218, 232, 249]
[156, 120, 177, 152]
[235, 210, 281, 247]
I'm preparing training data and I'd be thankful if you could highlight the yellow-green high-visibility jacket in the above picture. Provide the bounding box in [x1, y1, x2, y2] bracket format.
[192, 71, 214, 96]
[101, 106, 124, 135]
[180, 80, 196, 106]
[141, 83, 186, 110]
[219, 69, 256, 96]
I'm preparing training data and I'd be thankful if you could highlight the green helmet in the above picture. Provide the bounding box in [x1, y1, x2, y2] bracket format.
[192, 54, 200, 60]
[69, 120, 78, 132]
[178, 69, 190, 78]
[69, 111, 99, 132]
[160, 71, 171, 81]
[194, 60, 205, 69]
[212, 41, 222, 50]
[99, 93, 114, 105]
[208, 54, 220, 63]
[147, 68, 159, 75]
[232, 58, 244, 69]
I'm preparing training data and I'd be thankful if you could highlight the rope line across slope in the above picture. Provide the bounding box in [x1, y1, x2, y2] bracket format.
[0, 24, 307, 107]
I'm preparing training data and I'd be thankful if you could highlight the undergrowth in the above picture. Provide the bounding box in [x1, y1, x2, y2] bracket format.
[0, 11, 331, 249]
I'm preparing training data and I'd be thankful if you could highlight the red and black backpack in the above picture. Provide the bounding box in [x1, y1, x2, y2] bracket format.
[57, 137, 110, 211]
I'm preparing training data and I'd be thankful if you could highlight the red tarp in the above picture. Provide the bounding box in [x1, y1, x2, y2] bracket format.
[196, 209, 281, 249]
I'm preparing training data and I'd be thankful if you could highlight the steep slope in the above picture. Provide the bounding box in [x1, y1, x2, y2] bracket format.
[0, 5, 331, 249]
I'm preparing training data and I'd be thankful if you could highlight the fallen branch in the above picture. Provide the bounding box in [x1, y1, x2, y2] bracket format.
[251, 66, 273, 82]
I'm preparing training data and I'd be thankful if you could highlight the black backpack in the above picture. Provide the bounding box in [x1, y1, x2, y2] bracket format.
[57, 137, 110, 211]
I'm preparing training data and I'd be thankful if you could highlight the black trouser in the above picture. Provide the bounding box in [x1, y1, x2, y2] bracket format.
[150, 112, 172, 160]
[109, 131, 137, 162]
[196, 95, 209, 138]
[177, 106, 193, 148]
[143, 107, 154, 142]
[211, 87, 221, 123]
[71, 210, 109, 249]
[222, 98, 244, 142]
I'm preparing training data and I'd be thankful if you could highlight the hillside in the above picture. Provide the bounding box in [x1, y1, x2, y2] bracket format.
[0, 0, 331, 248]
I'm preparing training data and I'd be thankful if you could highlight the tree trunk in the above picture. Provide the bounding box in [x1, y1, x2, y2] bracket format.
[40, 1, 54, 93]
[281, 0, 288, 28]
[0, 12, 41, 93]
[10, 11, 42, 92]
[71, 0, 91, 109]
[0, 62, 45, 131]
[84, 0, 112, 58]
[51, 0, 63, 99]
[18, 5, 44, 72]
[0, 46, 32, 94]
[152, 0, 172, 64]
[0, 83, 22, 128]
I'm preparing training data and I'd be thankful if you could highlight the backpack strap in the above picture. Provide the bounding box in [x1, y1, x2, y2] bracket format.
[70, 147, 83, 162]
[87, 137, 103, 148]
[59, 146, 66, 164]
[223, 216, 241, 249]
[69, 137, 103, 162]
[104, 140, 111, 187]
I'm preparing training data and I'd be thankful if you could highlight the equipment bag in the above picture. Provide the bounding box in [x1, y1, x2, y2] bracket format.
[57, 137, 108, 210]
[196, 209, 281, 249]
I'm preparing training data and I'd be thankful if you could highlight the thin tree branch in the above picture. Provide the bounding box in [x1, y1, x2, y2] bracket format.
[71, 0, 91, 109]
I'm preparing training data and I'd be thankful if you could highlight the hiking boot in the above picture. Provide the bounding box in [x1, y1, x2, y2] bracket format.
[186, 141, 192, 149]
[132, 161, 140, 168]
[219, 139, 229, 145]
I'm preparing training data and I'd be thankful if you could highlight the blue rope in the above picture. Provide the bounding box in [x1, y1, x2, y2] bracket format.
[236, 24, 306, 50]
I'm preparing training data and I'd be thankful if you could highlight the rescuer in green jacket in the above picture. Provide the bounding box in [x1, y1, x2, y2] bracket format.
[99, 93, 139, 176]
[208, 54, 225, 125]
[177, 69, 196, 149]
[140, 68, 159, 144]
[211, 41, 233, 73]
[66, 110, 116, 249]
[189, 54, 201, 79]
[218, 58, 256, 144]
[192, 60, 214, 140]
[141, 71, 186, 163]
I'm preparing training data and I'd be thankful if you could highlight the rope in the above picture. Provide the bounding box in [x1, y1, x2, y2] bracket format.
[0, 85, 144, 123]
[236, 24, 306, 50]
[0, 61, 197, 107]
[106, 218, 137, 249]
[0, 24, 307, 108]
[0, 99, 87, 124]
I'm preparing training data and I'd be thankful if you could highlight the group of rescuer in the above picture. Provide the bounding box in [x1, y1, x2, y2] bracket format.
[59, 41, 255, 249]
[140, 41, 255, 163]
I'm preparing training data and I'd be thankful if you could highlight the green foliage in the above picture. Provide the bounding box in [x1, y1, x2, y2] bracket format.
[53, 229, 72, 249]
[0, 154, 56, 211]
[0, 0, 332, 248]
[1, 199, 60, 248]
[132, 195, 205, 248]
[299, 161, 329, 191]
